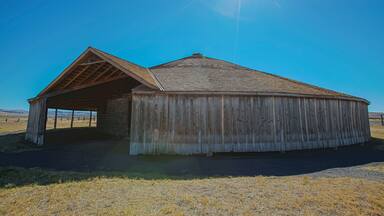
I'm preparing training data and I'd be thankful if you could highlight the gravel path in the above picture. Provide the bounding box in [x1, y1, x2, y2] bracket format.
[307, 162, 384, 181]
[1, 134, 384, 180]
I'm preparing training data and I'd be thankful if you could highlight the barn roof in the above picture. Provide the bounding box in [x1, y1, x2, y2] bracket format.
[33, 48, 367, 103]
[36, 47, 158, 98]
[90, 48, 159, 89]
[148, 53, 366, 102]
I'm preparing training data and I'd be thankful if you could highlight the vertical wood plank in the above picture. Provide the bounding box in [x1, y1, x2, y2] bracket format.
[128, 93, 370, 155]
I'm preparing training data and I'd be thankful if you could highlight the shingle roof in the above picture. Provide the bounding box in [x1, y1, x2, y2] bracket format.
[35, 48, 367, 103]
[148, 54, 365, 102]
[90, 48, 158, 89]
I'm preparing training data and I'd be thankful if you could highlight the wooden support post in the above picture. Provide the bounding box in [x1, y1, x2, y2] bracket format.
[89, 111, 92, 127]
[43, 106, 48, 143]
[54, 109, 58, 129]
[70, 110, 74, 128]
[381, 114, 384, 126]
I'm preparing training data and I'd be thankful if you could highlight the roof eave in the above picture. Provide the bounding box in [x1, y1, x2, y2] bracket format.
[131, 90, 369, 104]
[34, 47, 161, 100]
[89, 48, 160, 90]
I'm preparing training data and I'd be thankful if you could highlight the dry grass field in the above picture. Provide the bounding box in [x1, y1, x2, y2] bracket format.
[372, 125, 384, 139]
[0, 115, 28, 135]
[0, 117, 383, 215]
[0, 172, 383, 216]
[0, 114, 96, 135]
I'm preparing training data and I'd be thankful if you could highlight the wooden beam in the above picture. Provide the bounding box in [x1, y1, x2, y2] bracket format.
[101, 69, 120, 81]
[38, 75, 128, 100]
[78, 62, 107, 85]
[38, 48, 93, 96]
[49, 106, 97, 111]
[92, 67, 116, 83]
[42, 101, 48, 145]
[37, 47, 158, 98]
[80, 60, 106, 66]
[90, 48, 159, 90]
[70, 110, 74, 128]
[62, 65, 91, 89]
[89, 111, 92, 127]
[54, 109, 58, 129]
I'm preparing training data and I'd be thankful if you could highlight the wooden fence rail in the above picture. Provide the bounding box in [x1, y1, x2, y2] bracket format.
[368, 114, 384, 126]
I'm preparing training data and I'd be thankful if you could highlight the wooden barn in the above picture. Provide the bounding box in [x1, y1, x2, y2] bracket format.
[26, 47, 371, 155]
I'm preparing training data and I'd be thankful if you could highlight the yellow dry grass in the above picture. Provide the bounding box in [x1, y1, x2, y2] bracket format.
[362, 165, 384, 174]
[0, 175, 383, 216]
[371, 125, 384, 139]
[45, 117, 96, 129]
[0, 115, 96, 134]
[0, 116, 28, 134]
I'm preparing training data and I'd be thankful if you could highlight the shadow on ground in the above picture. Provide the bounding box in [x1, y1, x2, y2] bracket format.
[1, 128, 384, 187]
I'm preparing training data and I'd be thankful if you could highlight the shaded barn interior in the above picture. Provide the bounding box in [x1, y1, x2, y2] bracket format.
[47, 78, 140, 137]
[26, 49, 148, 145]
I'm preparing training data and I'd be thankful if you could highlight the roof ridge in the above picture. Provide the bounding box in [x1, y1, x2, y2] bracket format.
[149, 54, 366, 102]
[90, 47, 160, 90]
[149, 54, 206, 69]
[38, 47, 94, 96]
[90, 47, 147, 71]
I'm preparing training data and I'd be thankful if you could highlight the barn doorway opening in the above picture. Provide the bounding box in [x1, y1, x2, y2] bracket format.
[43, 78, 140, 146]
[25, 48, 158, 148]
[46, 109, 97, 130]
[44, 108, 100, 144]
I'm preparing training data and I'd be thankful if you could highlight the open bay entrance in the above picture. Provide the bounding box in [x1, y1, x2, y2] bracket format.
[43, 78, 139, 147]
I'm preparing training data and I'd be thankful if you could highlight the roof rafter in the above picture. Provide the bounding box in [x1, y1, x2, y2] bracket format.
[62, 64, 91, 89]
[91, 65, 115, 83]
[79, 60, 106, 66]
[37, 47, 160, 97]
[77, 62, 108, 85]
[101, 68, 121, 81]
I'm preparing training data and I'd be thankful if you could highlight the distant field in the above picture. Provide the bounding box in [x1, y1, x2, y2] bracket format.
[0, 114, 96, 135]
[0, 115, 28, 135]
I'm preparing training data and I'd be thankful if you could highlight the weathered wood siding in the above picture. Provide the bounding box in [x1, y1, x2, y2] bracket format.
[130, 94, 370, 155]
[25, 98, 47, 145]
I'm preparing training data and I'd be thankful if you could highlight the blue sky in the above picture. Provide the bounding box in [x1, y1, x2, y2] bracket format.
[0, 0, 383, 111]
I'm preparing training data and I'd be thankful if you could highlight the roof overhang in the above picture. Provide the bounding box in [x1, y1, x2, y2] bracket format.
[33, 47, 160, 102]
[131, 86, 370, 104]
